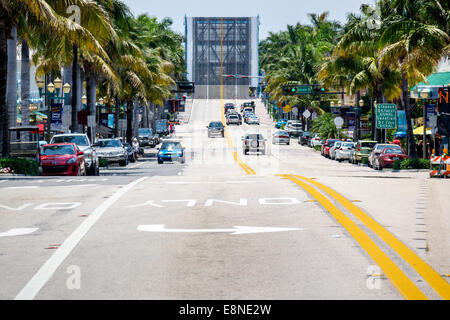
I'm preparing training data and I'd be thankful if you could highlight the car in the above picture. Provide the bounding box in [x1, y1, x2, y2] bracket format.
[242, 107, 254, 115]
[40, 143, 86, 176]
[321, 139, 340, 158]
[50, 133, 99, 176]
[123, 142, 136, 163]
[329, 141, 343, 160]
[242, 133, 266, 155]
[272, 131, 290, 145]
[348, 142, 358, 162]
[309, 134, 322, 148]
[298, 131, 311, 145]
[373, 146, 408, 170]
[95, 139, 128, 167]
[224, 103, 235, 114]
[335, 141, 355, 162]
[243, 112, 255, 124]
[275, 119, 288, 129]
[350, 140, 377, 164]
[138, 128, 159, 148]
[247, 115, 260, 125]
[368, 143, 396, 168]
[285, 122, 302, 137]
[240, 101, 255, 113]
[226, 113, 240, 125]
[207, 121, 225, 138]
[157, 141, 186, 164]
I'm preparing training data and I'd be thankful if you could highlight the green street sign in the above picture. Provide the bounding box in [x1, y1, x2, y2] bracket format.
[297, 86, 312, 94]
[376, 103, 397, 129]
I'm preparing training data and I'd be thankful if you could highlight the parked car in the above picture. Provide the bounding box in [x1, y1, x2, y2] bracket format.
[373, 146, 408, 170]
[157, 141, 186, 164]
[275, 119, 288, 129]
[207, 121, 225, 138]
[247, 115, 260, 125]
[329, 141, 343, 160]
[50, 133, 99, 176]
[272, 131, 290, 145]
[368, 143, 396, 168]
[95, 139, 128, 167]
[226, 113, 241, 125]
[335, 141, 355, 162]
[123, 142, 136, 163]
[285, 122, 302, 137]
[321, 139, 340, 158]
[40, 143, 86, 176]
[309, 134, 323, 148]
[348, 142, 358, 162]
[138, 128, 159, 148]
[298, 131, 311, 145]
[350, 140, 377, 164]
[242, 133, 266, 155]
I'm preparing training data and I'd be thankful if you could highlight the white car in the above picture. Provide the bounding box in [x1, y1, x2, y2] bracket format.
[247, 116, 260, 125]
[309, 134, 323, 147]
[272, 131, 290, 145]
[242, 133, 266, 155]
[335, 142, 355, 162]
[329, 141, 342, 160]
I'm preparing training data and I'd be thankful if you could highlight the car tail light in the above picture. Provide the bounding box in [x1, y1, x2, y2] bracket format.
[358, 146, 361, 151]
[340, 148, 343, 151]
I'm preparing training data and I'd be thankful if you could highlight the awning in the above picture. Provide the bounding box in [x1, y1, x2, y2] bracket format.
[413, 126, 433, 135]
[410, 72, 450, 99]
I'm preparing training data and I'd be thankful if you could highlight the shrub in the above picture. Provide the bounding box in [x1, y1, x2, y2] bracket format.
[361, 157, 368, 165]
[393, 158, 430, 170]
[99, 158, 109, 167]
[0, 158, 39, 176]
[314, 145, 321, 151]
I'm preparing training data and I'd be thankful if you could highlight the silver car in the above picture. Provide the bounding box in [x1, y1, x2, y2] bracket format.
[247, 116, 260, 125]
[226, 114, 240, 125]
[95, 139, 128, 167]
[272, 131, 290, 145]
[329, 141, 342, 160]
[285, 122, 302, 137]
[50, 133, 99, 176]
[335, 142, 355, 162]
[207, 121, 225, 138]
[242, 133, 266, 155]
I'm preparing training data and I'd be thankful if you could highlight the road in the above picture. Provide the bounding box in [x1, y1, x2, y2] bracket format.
[0, 99, 449, 300]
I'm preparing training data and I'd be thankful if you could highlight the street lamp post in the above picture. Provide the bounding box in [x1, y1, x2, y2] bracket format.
[420, 88, 430, 159]
[37, 77, 71, 142]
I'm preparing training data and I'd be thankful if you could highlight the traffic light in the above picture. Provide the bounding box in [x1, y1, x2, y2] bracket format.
[176, 81, 195, 93]
[312, 85, 327, 94]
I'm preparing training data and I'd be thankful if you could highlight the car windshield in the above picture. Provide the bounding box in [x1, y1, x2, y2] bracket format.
[290, 123, 302, 128]
[210, 122, 224, 128]
[139, 129, 152, 136]
[42, 145, 75, 155]
[162, 142, 182, 149]
[52, 135, 89, 146]
[384, 148, 404, 154]
[98, 140, 122, 148]
[275, 131, 288, 136]
[361, 142, 377, 148]
[303, 132, 310, 136]
[342, 142, 354, 147]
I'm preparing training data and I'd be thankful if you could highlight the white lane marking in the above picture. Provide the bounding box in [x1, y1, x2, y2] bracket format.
[0, 180, 7, 184]
[15, 177, 147, 300]
[0, 228, 38, 238]
[0, 204, 32, 211]
[137, 225, 305, 235]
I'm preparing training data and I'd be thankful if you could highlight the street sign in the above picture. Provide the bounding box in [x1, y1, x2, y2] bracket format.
[376, 103, 397, 129]
[303, 110, 311, 119]
[429, 115, 438, 129]
[334, 117, 344, 129]
[87, 115, 95, 127]
[284, 105, 292, 113]
[292, 107, 299, 116]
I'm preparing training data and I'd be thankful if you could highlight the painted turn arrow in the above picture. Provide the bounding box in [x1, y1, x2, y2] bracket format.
[137, 225, 305, 235]
[0, 228, 38, 238]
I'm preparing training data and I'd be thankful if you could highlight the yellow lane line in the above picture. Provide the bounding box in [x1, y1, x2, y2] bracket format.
[292, 174, 450, 300]
[279, 174, 428, 300]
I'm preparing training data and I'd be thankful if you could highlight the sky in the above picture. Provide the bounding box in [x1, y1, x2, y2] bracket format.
[123, 0, 376, 40]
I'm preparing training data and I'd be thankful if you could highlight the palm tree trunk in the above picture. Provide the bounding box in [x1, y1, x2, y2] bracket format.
[402, 73, 417, 158]
[126, 100, 132, 143]
[0, 14, 9, 157]
[21, 40, 30, 129]
[71, 45, 79, 133]
[7, 26, 17, 129]
[133, 99, 139, 139]
[114, 96, 120, 138]
[86, 70, 96, 140]
[63, 66, 73, 132]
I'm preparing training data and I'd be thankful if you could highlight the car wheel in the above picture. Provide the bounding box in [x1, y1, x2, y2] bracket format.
[158, 159, 164, 164]
[119, 160, 127, 167]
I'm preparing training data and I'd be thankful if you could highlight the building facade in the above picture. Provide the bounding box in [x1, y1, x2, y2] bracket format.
[185, 16, 260, 99]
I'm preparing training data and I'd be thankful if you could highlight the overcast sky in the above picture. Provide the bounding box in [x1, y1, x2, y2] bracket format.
[123, 0, 376, 40]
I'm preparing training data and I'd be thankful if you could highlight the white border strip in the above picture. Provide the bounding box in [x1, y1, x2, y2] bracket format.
[15, 177, 147, 300]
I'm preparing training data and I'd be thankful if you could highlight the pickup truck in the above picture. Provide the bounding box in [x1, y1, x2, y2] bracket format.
[9, 126, 44, 160]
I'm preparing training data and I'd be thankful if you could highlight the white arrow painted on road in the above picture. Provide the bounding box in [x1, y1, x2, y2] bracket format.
[0, 228, 38, 238]
[137, 225, 305, 235]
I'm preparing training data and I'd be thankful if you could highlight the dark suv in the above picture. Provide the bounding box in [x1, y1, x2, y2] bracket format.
[207, 121, 225, 138]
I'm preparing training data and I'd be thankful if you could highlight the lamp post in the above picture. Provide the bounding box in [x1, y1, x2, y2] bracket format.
[420, 88, 430, 159]
[37, 77, 71, 141]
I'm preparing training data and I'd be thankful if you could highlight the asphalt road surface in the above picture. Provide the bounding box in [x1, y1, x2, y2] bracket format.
[1, 99, 449, 300]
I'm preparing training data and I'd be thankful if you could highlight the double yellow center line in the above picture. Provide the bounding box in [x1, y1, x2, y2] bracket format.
[279, 174, 450, 300]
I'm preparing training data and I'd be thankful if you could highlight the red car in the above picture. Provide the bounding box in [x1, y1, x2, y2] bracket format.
[321, 139, 340, 158]
[40, 143, 86, 176]
[373, 147, 408, 170]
